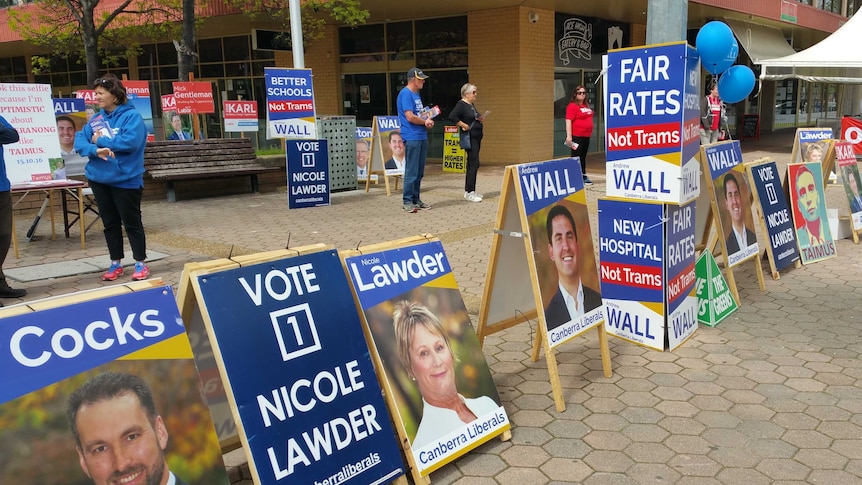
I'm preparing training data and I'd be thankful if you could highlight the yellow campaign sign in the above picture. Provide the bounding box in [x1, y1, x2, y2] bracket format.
[443, 125, 466, 173]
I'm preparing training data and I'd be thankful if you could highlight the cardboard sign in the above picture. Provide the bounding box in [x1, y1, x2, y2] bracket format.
[791, 127, 833, 165]
[373, 116, 404, 176]
[172, 81, 216, 114]
[224, 100, 259, 132]
[355, 126, 377, 182]
[0, 284, 229, 484]
[599, 199, 665, 350]
[665, 201, 698, 349]
[841, 116, 862, 156]
[52, 98, 88, 179]
[192, 250, 405, 485]
[0, 83, 57, 183]
[124, 80, 156, 141]
[701, 141, 760, 268]
[746, 159, 800, 272]
[345, 240, 510, 476]
[520, 158, 604, 348]
[287, 139, 330, 208]
[835, 141, 862, 230]
[788, 162, 836, 263]
[443, 125, 467, 173]
[603, 41, 701, 204]
[695, 251, 738, 326]
[162, 94, 192, 115]
[265, 67, 317, 139]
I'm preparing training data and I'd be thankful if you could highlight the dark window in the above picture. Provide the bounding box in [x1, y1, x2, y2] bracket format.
[223, 36, 250, 61]
[156, 42, 178, 65]
[200, 63, 225, 78]
[387, 21, 413, 59]
[198, 38, 222, 63]
[415, 17, 467, 49]
[339, 24, 385, 54]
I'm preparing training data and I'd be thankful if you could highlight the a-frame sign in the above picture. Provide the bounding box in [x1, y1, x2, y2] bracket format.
[476, 158, 612, 412]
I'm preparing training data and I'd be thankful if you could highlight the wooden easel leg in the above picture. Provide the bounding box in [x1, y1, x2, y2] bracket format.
[544, 336, 566, 412]
[725, 266, 740, 305]
[753, 255, 766, 292]
[530, 325, 542, 362]
[597, 325, 613, 378]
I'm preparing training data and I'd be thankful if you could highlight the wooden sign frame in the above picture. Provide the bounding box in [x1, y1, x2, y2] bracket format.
[476, 165, 612, 413]
[833, 142, 862, 244]
[365, 116, 401, 196]
[790, 128, 836, 187]
[341, 234, 510, 484]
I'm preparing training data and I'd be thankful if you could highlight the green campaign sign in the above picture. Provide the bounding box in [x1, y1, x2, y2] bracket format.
[695, 251, 738, 326]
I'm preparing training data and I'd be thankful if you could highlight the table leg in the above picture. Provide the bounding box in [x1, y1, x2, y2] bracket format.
[62, 188, 71, 238]
[77, 187, 85, 249]
[49, 189, 56, 240]
[11, 212, 17, 258]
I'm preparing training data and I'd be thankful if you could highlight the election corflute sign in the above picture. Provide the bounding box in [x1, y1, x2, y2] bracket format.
[345, 239, 510, 478]
[265, 68, 317, 139]
[191, 249, 404, 485]
[746, 159, 801, 276]
[0, 283, 230, 484]
[603, 41, 701, 204]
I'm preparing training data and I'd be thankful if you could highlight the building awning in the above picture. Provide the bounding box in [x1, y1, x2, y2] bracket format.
[724, 18, 796, 64]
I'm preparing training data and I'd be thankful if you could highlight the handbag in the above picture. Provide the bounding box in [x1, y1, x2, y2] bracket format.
[459, 129, 471, 150]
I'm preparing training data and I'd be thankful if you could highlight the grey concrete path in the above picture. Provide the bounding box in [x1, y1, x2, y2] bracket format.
[6, 130, 862, 484]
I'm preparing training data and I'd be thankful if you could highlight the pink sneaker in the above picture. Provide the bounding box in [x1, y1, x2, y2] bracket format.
[131, 261, 150, 281]
[102, 262, 124, 281]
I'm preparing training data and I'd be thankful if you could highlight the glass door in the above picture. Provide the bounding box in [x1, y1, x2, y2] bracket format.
[342, 73, 389, 127]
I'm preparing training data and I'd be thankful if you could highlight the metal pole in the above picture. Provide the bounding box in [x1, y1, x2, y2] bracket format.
[646, 0, 688, 44]
[289, 0, 305, 68]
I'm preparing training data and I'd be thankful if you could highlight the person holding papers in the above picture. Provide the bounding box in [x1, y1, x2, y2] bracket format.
[449, 83, 486, 203]
[75, 73, 150, 282]
[393, 300, 498, 449]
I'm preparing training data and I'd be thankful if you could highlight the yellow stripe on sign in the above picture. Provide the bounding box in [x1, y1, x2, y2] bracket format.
[423, 272, 459, 290]
[119, 332, 194, 360]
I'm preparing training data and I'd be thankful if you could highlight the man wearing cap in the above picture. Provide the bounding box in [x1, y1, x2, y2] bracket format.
[397, 67, 434, 213]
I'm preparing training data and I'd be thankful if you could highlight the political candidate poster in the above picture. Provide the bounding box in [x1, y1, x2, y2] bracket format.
[372, 116, 404, 176]
[0, 83, 57, 184]
[665, 201, 697, 350]
[162, 94, 194, 141]
[520, 158, 604, 349]
[841, 116, 862, 156]
[53, 97, 87, 179]
[443, 125, 466, 173]
[835, 141, 862, 231]
[695, 251, 738, 326]
[355, 126, 376, 182]
[224, 100, 259, 133]
[124, 80, 156, 141]
[746, 159, 800, 272]
[173, 81, 215, 114]
[265, 68, 317, 139]
[603, 41, 701, 204]
[287, 139, 330, 209]
[701, 140, 759, 268]
[788, 162, 836, 263]
[192, 249, 404, 485]
[0, 285, 229, 484]
[598, 199, 665, 351]
[345, 240, 510, 476]
[791, 127, 833, 166]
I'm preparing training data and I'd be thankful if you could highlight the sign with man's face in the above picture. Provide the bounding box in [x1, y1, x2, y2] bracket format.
[788, 162, 836, 264]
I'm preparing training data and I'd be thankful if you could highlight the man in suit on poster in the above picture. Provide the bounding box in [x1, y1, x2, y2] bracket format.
[722, 172, 757, 255]
[67, 372, 189, 485]
[543, 204, 602, 330]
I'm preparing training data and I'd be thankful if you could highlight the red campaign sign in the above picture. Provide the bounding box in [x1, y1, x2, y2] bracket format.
[267, 100, 313, 113]
[223, 100, 258, 119]
[161, 94, 192, 115]
[75, 89, 97, 103]
[173, 81, 215, 114]
[123, 80, 150, 98]
[841, 116, 862, 155]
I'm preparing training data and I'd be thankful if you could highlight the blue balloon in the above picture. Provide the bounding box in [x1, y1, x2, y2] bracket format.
[696, 21, 738, 75]
[717, 65, 755, 104]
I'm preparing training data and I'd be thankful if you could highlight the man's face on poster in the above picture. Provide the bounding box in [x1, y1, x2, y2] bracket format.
[171, 115, 183, 133]
[57, 119, 76, 150]
[796, 170, 820, 222]
[848, 171, 859, 196]
[547, 214, 580, 281]
[389, 133, 404, 158]
[356, 140, 369, 168]
[75, 392, 170, 485]
[724, 177, 744, 225]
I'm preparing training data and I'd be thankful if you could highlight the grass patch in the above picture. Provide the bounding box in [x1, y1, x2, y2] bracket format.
[256, 147, 286, 156]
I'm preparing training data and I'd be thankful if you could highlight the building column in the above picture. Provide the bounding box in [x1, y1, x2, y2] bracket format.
[646, 0, 688, 44]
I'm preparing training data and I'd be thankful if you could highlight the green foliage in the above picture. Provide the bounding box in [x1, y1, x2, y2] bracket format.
[256, 146, 286, 156]
[228, 0, 369, 44]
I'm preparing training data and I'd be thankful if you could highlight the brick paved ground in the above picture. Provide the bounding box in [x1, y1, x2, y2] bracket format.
[6, 129, 862, 484]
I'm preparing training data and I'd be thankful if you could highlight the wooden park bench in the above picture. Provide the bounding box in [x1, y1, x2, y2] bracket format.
[144, 138, 278, 202]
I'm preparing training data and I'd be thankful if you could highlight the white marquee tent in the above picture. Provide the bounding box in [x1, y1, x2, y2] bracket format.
[759, 13, 862, 83]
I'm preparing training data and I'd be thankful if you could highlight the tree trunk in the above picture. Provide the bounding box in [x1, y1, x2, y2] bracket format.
[81, 11, 101, 84]
[178, 0, 196, 81]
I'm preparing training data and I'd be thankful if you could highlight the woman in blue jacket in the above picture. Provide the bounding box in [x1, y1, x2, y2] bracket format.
[75, 74, 150, 281]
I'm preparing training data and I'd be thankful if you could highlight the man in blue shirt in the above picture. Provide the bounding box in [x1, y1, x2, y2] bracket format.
[0, 116, 27, 303]
[397, 67, 434, 213]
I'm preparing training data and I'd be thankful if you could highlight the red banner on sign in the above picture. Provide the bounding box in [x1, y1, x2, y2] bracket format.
[172, 81, 215, 114]
[162, 94, 192, 115]
[841, 116, 862, 155]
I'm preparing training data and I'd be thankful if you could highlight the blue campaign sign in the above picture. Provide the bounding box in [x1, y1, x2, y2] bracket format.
[265, 67, 317, 139]
[750, 161, 800, 271]
[665, 202, 698, 349]
[376, 116, 400, 132]
[605, 42, 692, 161]
[287, 139, 330, 209]
[681, 44, 702, 164]
[0, 286, 185, 403]
[516, 158, 584, 216]
[703, 140, 743, 181]
[195, 250, 404, 485]
[53, 97, 85, 115]
[598, 199, 664, 304]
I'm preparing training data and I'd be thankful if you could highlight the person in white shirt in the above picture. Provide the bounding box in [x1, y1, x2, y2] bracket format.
[543, 204, 602, 330]
[384, 131, 406, 173]
[722, 172, 757, 255]
[393, 301, 499, 450]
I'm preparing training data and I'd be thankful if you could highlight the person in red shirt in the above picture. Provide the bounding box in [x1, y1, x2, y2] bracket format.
[564, 85, 595, 186]
[700, 82, 725, 145]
